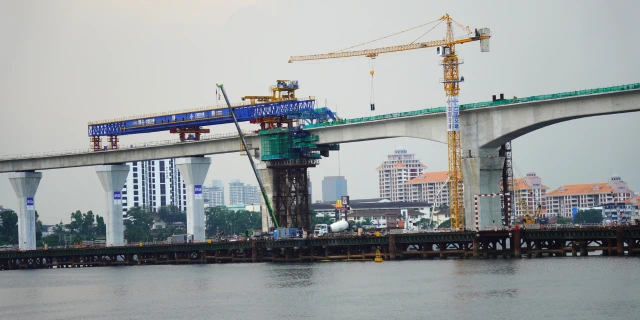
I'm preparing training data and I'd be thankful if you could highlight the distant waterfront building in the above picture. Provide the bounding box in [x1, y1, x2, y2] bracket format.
[122, 159, 186, 213]
[376, 147, 426, 202]
[545, 174, 634, 217]
[322, 176, 348, 202]
[203, 180, 225, 208]
[506, 171, 549, 218]
[308, 179, 313, 203]
[229, 179, 245, 205]
[229, 179, 261, 205]
[243, 185, 261, 205]
[406, 171, 460, 207]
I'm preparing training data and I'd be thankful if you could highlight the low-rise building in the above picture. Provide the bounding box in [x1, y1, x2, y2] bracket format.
[545, 174, 634, 218]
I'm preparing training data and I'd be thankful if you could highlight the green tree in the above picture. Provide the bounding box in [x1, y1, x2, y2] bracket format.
[35, 210, 43, 241]
[69, 210, 83, 233]
[95, 215, 106, 236]
[124, 206, 154, 242]
[204, 207, 262, 237]
[418, 218, 436, 229]
[0, 210, 19, 245]
[574, 209, 603, 224]
[555, 215, 572, 224]
[157, 205, 186, 224]
[438, 219, 451, 228]
[82, 210, 95, 236]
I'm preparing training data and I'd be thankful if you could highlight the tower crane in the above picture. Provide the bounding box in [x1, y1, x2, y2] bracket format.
[288, 14, 491, 231]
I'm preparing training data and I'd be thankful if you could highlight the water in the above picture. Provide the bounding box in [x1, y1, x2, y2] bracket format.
[1, 257, 638, 320]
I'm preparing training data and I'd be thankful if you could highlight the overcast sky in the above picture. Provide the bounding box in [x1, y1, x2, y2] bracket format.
[1, 0, 639, 224]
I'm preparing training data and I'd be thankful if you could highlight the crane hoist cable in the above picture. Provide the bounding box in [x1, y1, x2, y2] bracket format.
[369, 57, 376, 111]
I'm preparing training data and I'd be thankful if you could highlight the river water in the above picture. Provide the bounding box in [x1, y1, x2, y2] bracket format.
[0, 257, 638, 320]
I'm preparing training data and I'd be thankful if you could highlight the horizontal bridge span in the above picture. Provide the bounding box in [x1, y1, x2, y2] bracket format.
[1, 86, 639, 173]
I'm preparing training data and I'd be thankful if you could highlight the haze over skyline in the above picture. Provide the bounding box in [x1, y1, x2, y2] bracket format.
[1, 0, 639, 224]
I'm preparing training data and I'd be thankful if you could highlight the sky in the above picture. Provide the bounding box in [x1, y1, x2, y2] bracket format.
[1, 0, 639, 224]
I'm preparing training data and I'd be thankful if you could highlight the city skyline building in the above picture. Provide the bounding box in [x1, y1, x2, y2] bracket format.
[376, 147, 426, 202]
[322, 176, 348, 203]
[545, 174, 634, 217]
[203, 180, 225, 208]
[228, 179, 261, 205]
[122, 159, 186, 213]
[509, 171, 549, 218]
[406, 171, 460, 208]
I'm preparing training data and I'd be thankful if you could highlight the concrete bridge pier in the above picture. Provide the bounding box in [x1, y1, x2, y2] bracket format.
[96, 165, 129, 246]
[9, 171, 42, 250]
[176, 157, 211, 242]
[462, 148, 505, 229]
[257, 162, 275, 232]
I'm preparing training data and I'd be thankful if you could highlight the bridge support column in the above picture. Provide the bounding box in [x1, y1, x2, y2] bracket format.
[96, 164, 129, 246]
[176, 157, 211, 242]
[257, 163, 276, 232]
[513, 229, 521, 258]
[9, 171, 42, 251]
[616, 229, 624, 256]
[462, 148, 505, 229]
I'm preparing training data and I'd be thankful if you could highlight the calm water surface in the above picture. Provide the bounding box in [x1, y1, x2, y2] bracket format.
[1, 257, 638, 320]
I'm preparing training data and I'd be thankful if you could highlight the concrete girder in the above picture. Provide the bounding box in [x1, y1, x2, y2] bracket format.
[8, 171, 42, 250]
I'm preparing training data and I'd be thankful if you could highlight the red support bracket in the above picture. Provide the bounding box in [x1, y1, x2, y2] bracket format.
[170, 127, 210, 142]
[90, 136, 102, 152]
[108, 135, 119, 150]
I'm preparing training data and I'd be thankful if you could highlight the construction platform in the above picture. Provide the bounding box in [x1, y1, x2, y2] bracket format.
[2, 226, 640, 270]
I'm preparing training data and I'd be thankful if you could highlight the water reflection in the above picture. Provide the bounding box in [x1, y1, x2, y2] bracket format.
[452, 259, 519, 276]
[265, 263, 316, 288]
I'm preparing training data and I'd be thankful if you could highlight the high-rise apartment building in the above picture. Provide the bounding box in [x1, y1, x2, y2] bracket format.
[229, 179, 245, 205]
[376, 147, 426, 202]
[228, 179, 261, 205]
[203, 180, 225, 208]
[545, 174, 634, 217]
[122, 159, 186, 213]
[322, 176, 348, 202]
[243, 185, 261, 205]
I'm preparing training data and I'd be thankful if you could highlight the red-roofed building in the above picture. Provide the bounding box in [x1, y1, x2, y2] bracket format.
[376, 147, 425, 201]
[545, 174, 634, 218]
[503, 171, 550, 218]
[406, 171, 462, 207]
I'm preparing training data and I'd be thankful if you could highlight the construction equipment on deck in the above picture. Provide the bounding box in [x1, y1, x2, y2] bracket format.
[288, 14, 491, 231]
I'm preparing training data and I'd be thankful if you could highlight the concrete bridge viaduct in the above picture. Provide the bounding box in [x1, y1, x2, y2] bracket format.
[1, 88, 639, 249]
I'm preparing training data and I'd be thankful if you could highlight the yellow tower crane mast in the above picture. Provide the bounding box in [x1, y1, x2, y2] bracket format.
[288, 14, 491, 231]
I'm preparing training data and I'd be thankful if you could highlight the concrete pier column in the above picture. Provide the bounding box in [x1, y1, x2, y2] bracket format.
[257, 162, 276, 232]
[389, 234, 396, 260]
[96, 164, 129, 246]
[9, 171, 42, 250]
[513, 229, 521, 258]
[176, 157, 211, 242]
[461, 148, 505, 228]
[616, 229, 624, 256]
[472, 237, 479, 258]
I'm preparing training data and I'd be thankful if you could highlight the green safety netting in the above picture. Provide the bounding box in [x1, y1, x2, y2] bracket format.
[303, 83, 640, 129]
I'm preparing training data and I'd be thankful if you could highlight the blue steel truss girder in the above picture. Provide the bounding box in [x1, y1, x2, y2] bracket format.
[87, 100, 318, 137]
